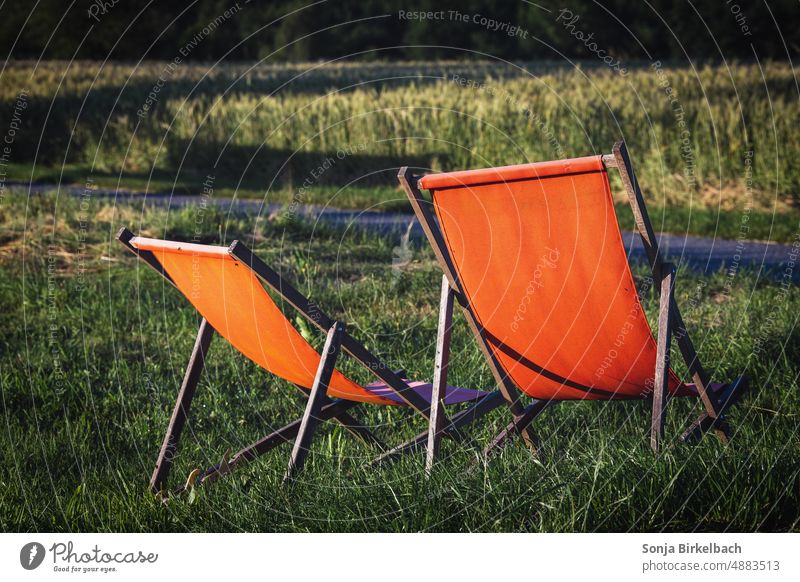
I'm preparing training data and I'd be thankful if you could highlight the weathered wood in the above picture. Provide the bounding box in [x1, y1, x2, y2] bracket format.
[187, 398, 361, 490]
[426, 275, 455, 475]
[612, 141, 728, 443]
[149, 318, 214, 493]
[227, 240, 437, 421]
[600, 153, 618, 168]
[339, 334, 435, 420]
[286, 322, 345, 481]
[651, 263, 675, 453]
[291, 385, 385, 450]
[399, 167, 541, 451]
[397, 168, 463, 298]
[669, 305, 728, 442]
[680, 376, 748, 442]
[116, 227, 176, 286]
[612, 142, 662, 276]
[374, 390, 505, 463]
[483, 400, 551, 458]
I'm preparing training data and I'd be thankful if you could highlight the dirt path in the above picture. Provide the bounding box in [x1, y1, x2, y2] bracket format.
[19, 183, 800, 280]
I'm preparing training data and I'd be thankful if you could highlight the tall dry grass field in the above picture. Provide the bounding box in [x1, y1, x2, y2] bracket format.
[1, 61, 796, 210]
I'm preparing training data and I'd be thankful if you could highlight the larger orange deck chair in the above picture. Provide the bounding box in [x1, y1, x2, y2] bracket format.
[398, 141, 747, 462]
[116, 229, 497, 493]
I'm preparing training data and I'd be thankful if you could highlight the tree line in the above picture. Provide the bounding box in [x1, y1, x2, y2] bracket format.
[2, 0, 796, 62]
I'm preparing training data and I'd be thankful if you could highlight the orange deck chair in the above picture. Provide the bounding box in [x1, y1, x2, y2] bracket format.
[398, 141, 747, 461]
[116, 229, 497, 493]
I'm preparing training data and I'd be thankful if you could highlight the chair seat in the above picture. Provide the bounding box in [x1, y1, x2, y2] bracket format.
[363, 379, 488, 405]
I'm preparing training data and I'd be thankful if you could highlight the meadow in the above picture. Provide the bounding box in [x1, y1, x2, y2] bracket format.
[1, 60, 799, 221]
[1, 190, 798, 532]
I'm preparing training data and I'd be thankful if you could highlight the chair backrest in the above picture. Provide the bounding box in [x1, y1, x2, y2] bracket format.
[418, 155, 682, 400]
[129, 237, 392, 404]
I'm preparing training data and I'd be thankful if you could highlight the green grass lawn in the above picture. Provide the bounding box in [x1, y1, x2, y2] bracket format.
[1, 192, 798, 532]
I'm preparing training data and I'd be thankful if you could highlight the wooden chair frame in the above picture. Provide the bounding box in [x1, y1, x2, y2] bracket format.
[116, 228, 503, 493]
[399, 140, 747, 463]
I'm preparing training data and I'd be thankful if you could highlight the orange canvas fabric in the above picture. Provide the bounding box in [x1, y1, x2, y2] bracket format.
[419, 156, 685, 400]
[130, 237, 394, 405]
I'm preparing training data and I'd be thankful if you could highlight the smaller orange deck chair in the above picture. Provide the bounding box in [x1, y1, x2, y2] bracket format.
[116, 229, 496, 493]
[399, 141, 747, 461]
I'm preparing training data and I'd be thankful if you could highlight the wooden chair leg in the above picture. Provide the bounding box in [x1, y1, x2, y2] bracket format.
[178, 398, 359, 493]
[483, 400, 551, 459]
[680, 375, 748, 442]
[426, 274, 455, 476]
[670, 304, 730, 443]
[373, 391, 505, 464]
[613, 141, 729, 445]
[290, 385, 385, 450]
[651, 263, 675, 453]
[285, 322, 346, 481]
[149, 318, 214, 494]
[399, 167, 537, 452]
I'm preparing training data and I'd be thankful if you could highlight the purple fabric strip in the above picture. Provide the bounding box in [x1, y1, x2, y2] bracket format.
[363, 379, 487, 405]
